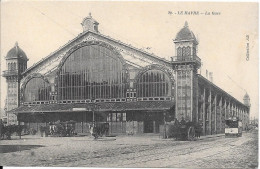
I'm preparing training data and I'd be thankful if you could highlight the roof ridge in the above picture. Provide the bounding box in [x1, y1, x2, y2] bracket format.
[23, 30, 171, 75]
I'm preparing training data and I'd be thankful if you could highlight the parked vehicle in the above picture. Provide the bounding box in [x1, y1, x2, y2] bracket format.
[225, 117, 242, 137]
[161, 118, 200, 141]
[89, 122, 109, 139]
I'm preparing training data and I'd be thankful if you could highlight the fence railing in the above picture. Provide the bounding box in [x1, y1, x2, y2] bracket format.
[171, 55, 201, 63]
[2, 69, 18, 76]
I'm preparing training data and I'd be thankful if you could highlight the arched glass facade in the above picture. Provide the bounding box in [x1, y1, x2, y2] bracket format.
[24, 78, 51, 102]
[58, 45, 128, 100]
[136, 70, 171, 97]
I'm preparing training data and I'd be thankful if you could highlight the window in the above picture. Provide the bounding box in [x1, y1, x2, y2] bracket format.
[193, 47, 196, 56]
[186, 46, 191, 56]
[24, 78, 51, 102]
[123, 113, 126, 121]
[136, 70, 172, 97]
[182, 47, 186, 60]
[94, 25, 98, 32]
[116, 113, 122, 121]
[112, 113, 116, 121]
[177, 47, 182, 59]
[57, 45, 128, 100]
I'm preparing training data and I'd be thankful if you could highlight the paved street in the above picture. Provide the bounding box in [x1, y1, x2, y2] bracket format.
[0, 130, 258, 168]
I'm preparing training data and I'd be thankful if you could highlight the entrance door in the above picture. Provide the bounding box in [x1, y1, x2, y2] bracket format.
[144, 120, 154, 133]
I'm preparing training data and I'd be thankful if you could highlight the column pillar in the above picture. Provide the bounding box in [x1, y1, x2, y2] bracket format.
[214, 94, 217, 134]
[209, 89, 212, 135]
[202, 87, 206, 136]
[228, 102, 231, 117]
[224, 99, 227, 120]
[219, 97, 223, 133]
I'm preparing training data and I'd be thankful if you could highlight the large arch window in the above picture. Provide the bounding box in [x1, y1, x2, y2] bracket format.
[24, 78, 51, 102]
[58, 45, 128, 100]
[136, 70, 171, 97]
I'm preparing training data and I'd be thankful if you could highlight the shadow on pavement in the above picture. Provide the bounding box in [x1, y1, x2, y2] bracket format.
[0, 145, 44, 153]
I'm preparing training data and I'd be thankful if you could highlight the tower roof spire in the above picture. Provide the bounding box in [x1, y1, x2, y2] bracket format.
[174, 21, 197, 43]
[81, 13, 99, 33]
[184, 21, 188, 27]
[5, 42, 28, 61]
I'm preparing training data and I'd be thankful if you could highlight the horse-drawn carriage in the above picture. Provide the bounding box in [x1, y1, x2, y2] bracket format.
[89, 122, 109, 139]
[0, 124, 24, 140]
[166, 119, 202, 141]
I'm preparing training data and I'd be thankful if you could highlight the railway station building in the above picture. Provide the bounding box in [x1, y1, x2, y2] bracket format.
[3, 14, 250, 136]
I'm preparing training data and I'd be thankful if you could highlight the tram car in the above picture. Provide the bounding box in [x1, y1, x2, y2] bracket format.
[225, 117, 242, 137]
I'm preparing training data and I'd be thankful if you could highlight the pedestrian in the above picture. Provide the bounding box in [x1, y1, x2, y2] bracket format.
[0, 119, 3, 140]
[40, 126, 44, 137]
[89, 124, 94, 137]
[195, 122, 201, 139]
[180, 117, 186, 126]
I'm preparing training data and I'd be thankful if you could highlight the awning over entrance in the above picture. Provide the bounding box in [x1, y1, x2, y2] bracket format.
[9, 101, 175, 114]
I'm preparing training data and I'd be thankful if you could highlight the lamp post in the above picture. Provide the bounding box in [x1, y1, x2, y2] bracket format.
[91, 98, 96, 125]
[163, 111, 166, 139]
[91, 98, 100, 125]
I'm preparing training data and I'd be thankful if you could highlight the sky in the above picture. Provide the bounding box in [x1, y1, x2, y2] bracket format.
[0, 1, 258, 119]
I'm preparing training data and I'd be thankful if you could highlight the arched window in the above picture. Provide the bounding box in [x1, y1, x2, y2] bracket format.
[177, 47, 182, 57]
[136, 70, 171, 97]
[186, 46, 191, 56]
[13, 63, 16, 70]
[24, 78, 51, 102]
[193, 47, 196, 56]
[182, 47, 186, 56]
[58, 45, 128, 100]
[182, 47, 186, 60]
[8, 63, 11, 70]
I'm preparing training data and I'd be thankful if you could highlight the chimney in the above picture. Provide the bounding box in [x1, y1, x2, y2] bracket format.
[209, 72, 213, 82]
[206, 70, 208, 79]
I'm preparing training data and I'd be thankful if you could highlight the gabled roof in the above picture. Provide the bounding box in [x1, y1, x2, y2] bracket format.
[22, 30, 171, 76]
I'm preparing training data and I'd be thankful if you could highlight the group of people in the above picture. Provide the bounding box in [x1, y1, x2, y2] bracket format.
[39, 122, 75, 137]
